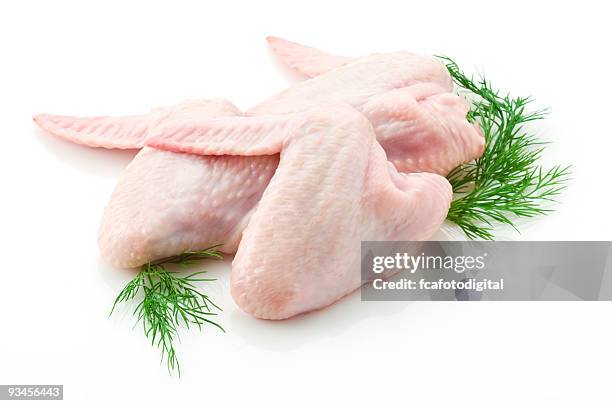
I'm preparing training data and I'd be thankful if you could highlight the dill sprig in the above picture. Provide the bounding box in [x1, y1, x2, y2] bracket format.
[438, 56, 571, 240]
[110, 245, 224, 376]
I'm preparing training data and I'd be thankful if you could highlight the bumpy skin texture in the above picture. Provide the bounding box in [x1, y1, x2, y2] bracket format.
[230, 106, 452, 319]
[35, 38, 483, 268]
[99, 148, 278, 267]
[149, 83, 483, 175]
[247, 50, 452, 116]
[363, 84, 483, 174]
[104, 82, 481, 268]
[98, 99, 257, 267]
[32, 99, 239, 149]
[33, 113, 151, 149]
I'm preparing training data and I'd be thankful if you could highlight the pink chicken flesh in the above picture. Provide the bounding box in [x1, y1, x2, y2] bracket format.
[33, 38, 484, 271]
[173, 105, 452, 319]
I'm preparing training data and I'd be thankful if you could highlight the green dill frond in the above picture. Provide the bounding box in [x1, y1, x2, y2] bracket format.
[110, 245, 224, 376]
[437, 56, 571, 240]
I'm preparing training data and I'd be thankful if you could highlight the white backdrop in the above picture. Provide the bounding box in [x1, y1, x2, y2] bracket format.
[1, 1, 610, 405]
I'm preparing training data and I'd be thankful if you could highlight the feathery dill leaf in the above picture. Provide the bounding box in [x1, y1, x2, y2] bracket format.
[110, 244, 224, 376]
[437, 56, 571, 239]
